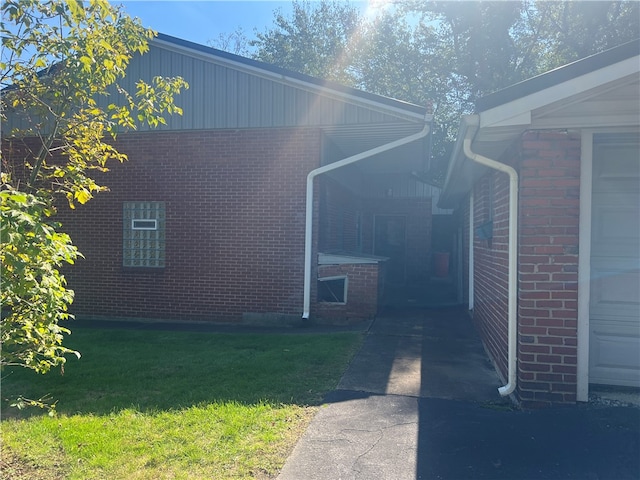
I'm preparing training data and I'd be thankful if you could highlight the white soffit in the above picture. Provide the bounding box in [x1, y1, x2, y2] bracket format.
[532, 74, 640, 129]
[479, 56, 639, 129]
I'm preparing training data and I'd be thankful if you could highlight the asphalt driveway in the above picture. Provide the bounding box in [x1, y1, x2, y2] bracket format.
[278, 307, 640, 480]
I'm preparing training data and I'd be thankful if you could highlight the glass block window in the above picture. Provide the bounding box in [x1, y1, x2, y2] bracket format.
[123, 202, 165, 268]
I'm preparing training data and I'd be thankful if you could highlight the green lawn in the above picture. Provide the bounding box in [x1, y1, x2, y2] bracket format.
[1, 327, 363, 479]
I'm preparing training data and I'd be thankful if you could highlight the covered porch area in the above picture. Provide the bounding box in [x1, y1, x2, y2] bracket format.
[307, 120, 462, 322]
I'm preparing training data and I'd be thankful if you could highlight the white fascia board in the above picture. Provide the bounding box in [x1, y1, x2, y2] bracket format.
[479, 56, 639, 130]
[152, 37, 427, 123]
[480, 110, 531, 129]
[533, 113, 640, 130]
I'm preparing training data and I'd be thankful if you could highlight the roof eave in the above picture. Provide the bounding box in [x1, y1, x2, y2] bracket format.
[477, 39, 640, 112]
[439, 43, 640, 209]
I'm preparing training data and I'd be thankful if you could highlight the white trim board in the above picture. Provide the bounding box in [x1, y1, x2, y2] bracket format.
[577, 131, 593, 402]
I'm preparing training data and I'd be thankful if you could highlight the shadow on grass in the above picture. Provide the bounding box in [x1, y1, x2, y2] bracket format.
[1, 327, 364, 418]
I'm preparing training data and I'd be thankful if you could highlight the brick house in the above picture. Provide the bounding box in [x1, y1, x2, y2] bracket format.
[439, 40, 640, 406]
[4, 33, 439, 325]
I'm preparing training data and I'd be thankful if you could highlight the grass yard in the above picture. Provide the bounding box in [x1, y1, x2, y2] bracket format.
[1, 326, 363, 479]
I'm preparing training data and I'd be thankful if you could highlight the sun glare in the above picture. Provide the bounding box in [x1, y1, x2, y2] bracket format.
[363, 0, 393, 20]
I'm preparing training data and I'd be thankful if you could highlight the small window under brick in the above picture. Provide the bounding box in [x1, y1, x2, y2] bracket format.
[123, 202, 165, 268]
[318, 276, 347, 304]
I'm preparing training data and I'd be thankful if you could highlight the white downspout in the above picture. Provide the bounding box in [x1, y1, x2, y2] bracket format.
[469, 190, 474, 310]
[302, 121, 431, 319]
[462, 136, 518, 397]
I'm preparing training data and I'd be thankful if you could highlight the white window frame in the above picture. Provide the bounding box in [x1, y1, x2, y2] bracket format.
[317, 275, 348, 304]
[131, 219, 158, 231]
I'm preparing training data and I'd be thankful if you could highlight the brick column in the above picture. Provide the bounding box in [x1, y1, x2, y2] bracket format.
[517, 131, 581, 406]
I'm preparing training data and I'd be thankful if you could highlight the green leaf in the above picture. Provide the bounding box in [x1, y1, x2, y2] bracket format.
[1, 0, 186, 381]
[74, 189, 92, 205]
[80, 55, 93, 69]
[66, 0, 83, 20]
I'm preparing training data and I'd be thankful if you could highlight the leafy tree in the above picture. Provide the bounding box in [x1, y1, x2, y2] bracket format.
[406, 2, 525, 106]
[209, 27, 252, 56]
[353, 13, 425, 102]
[1, 0, 187, 376]
[247, 0, 639, 184]
[403, 0, 640, 105]
[1, 190, 79, 375]
[517, 0, 640, 72]
[251, 0, 362, 85]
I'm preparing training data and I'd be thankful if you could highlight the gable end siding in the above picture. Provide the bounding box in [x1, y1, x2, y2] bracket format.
[109, 44, 418, 132]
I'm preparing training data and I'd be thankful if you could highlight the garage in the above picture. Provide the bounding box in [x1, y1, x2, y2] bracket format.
[589, 132, 640, 387]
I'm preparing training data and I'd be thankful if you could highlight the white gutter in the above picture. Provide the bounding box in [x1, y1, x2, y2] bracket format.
[462, 129, 518, 397]
[302, 120, 431, 319]
[469, 191, 474, 310]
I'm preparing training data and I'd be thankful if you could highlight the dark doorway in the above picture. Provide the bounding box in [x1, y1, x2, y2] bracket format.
[431, 214, 456, 278]
[374, 215, 406, 284]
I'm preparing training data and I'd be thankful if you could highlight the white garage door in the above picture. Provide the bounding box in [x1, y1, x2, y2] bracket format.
[589, 133, 640, 387]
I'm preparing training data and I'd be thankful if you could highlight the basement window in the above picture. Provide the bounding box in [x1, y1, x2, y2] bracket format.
[318, 276, 348, 304]
[123, 202, 165, 268]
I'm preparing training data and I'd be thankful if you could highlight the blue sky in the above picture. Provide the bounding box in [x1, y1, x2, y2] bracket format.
[114, 1, 373, 51]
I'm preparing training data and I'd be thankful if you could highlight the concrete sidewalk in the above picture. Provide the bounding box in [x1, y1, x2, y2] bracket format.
[277, 307, 640, 480]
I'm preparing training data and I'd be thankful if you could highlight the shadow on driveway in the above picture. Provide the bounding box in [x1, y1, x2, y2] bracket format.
[279, 306, 640, 480]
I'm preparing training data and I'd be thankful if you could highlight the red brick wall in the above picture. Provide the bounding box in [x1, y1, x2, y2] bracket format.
[467, 131, 581, 406]
[316, 263, 381, 321]
[319, 176, 362, 253]
[314, 176, 432, 317]
[517, 130, 581, 406]
[471, 171, 511, 379]
[318, 176, 432, 284]
[53, 128, 322, 322]
[461, 200, 470, 306]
